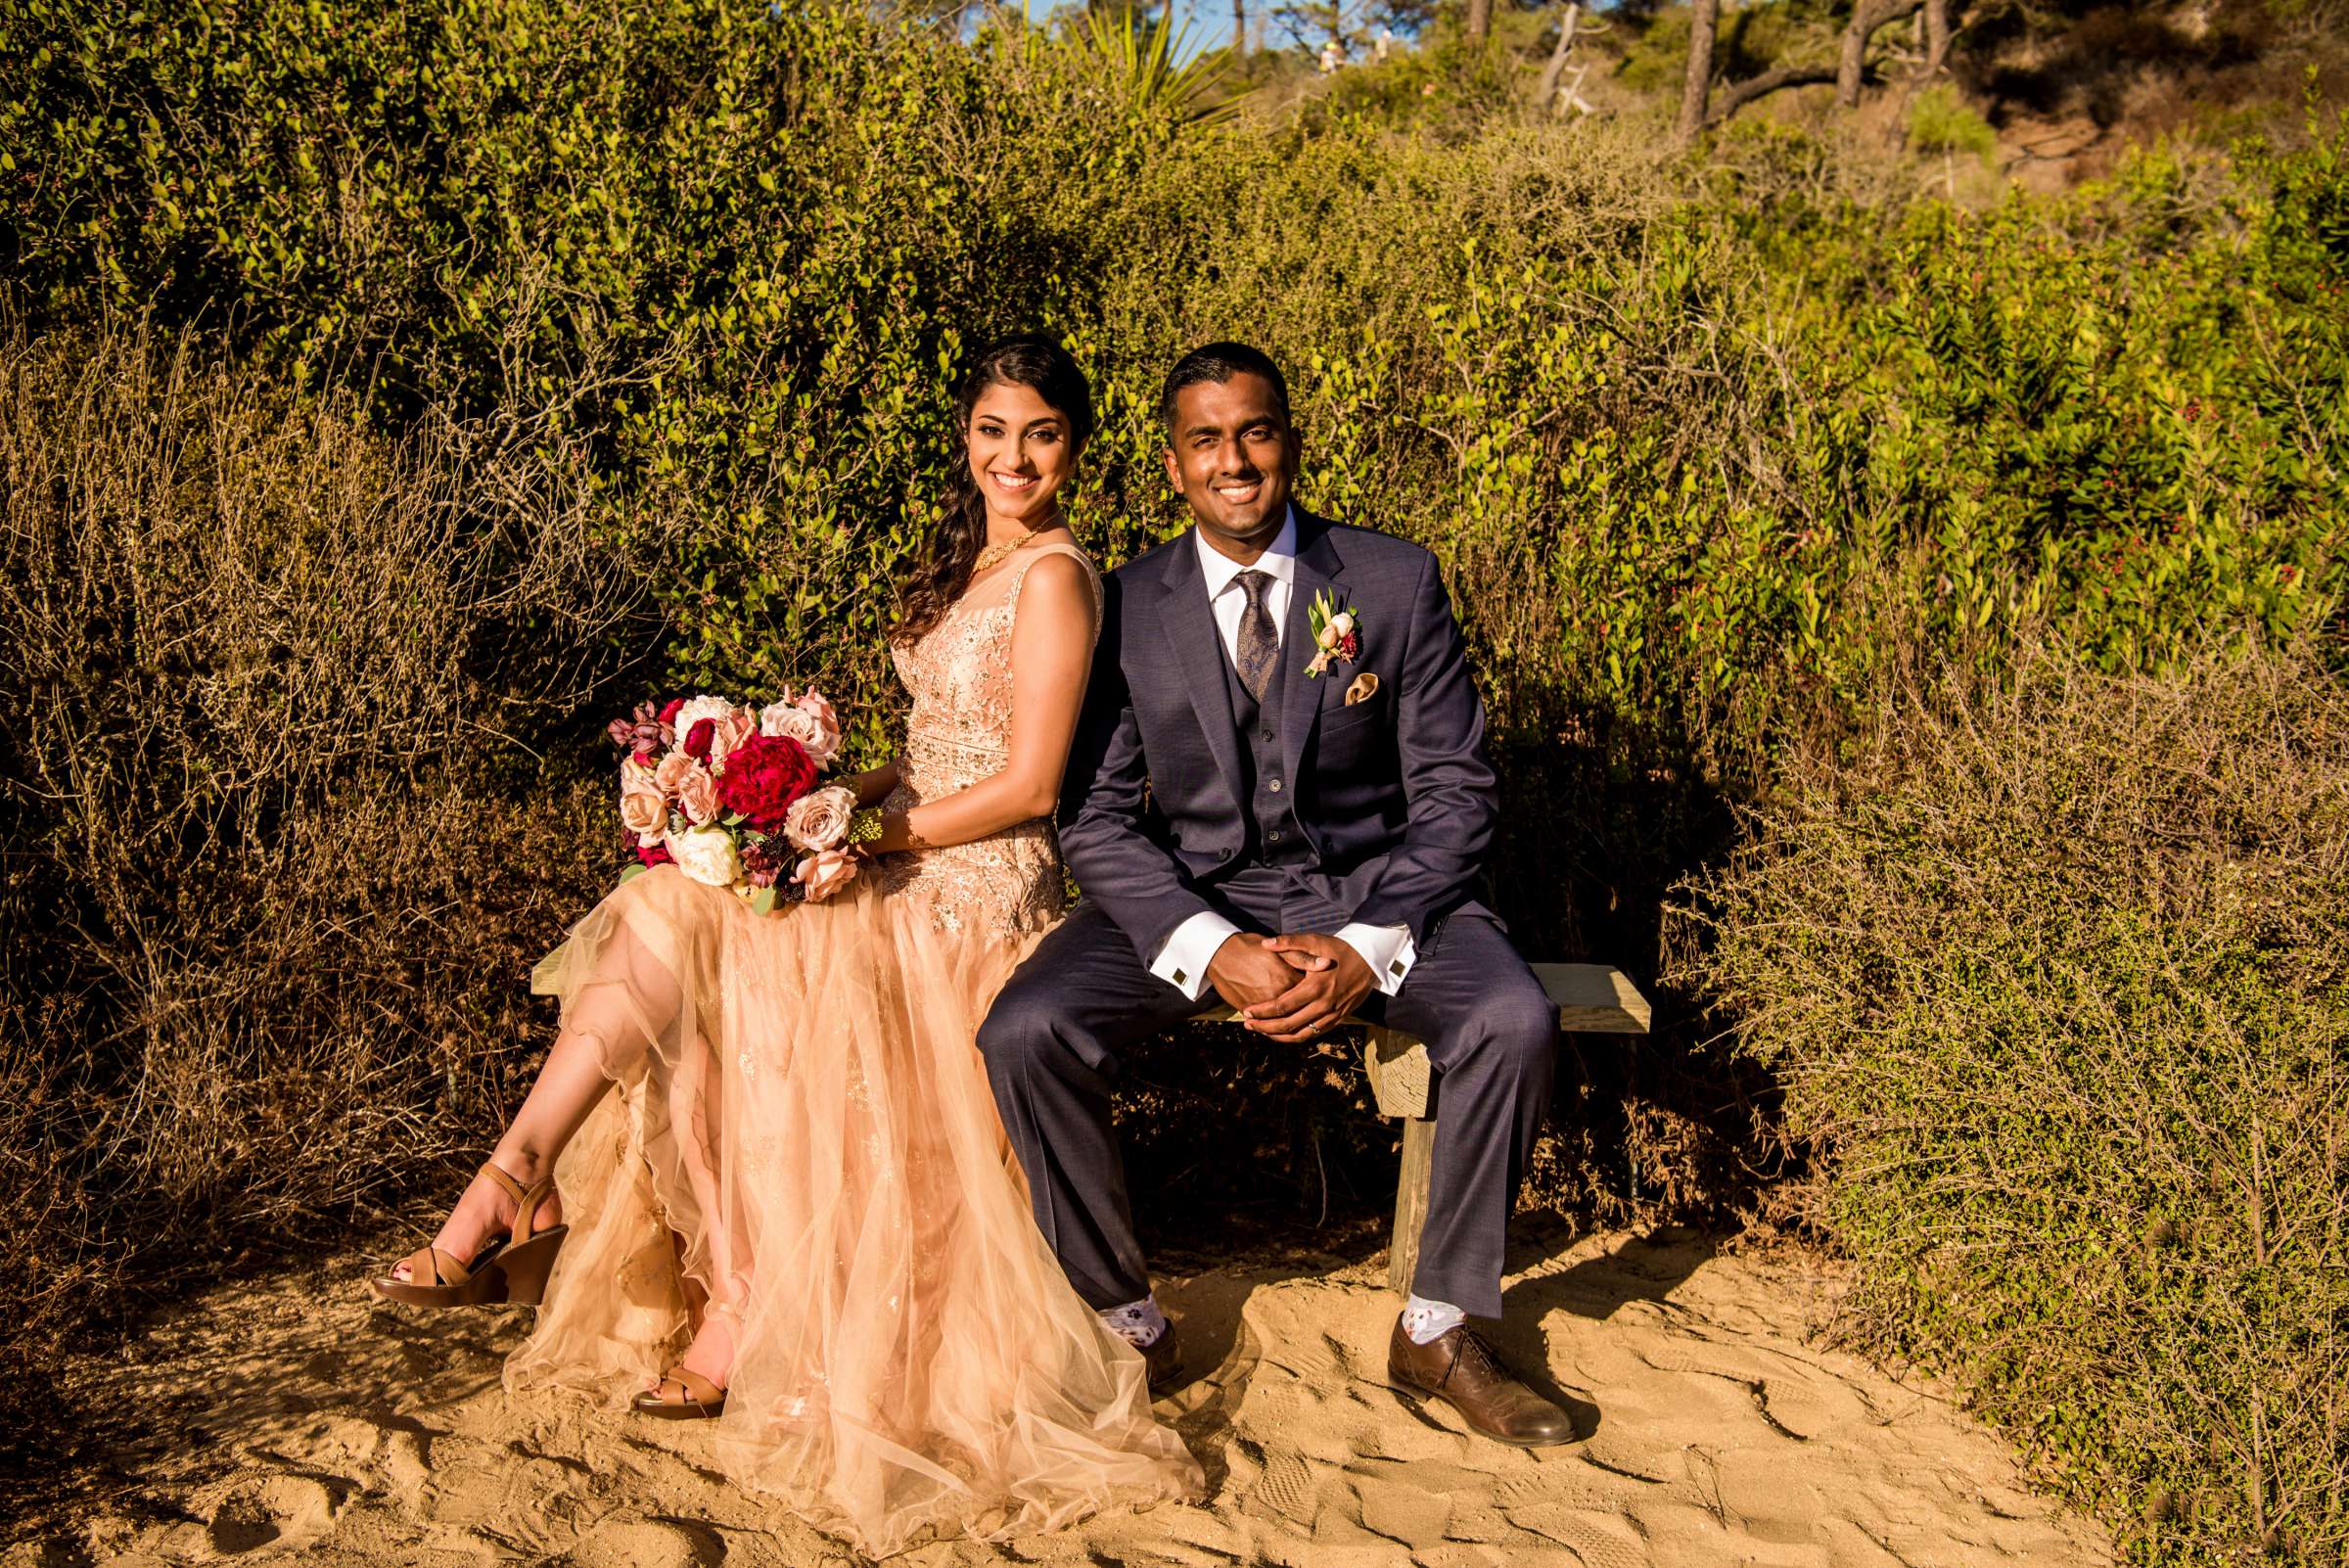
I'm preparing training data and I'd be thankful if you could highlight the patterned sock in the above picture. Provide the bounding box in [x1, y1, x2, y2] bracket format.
[1401, 1294, 1466, 1345]
[1096, 1295, 1170, 1350]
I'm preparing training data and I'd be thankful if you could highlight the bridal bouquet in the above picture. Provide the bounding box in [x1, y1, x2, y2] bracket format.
[606, 690, 862, 911]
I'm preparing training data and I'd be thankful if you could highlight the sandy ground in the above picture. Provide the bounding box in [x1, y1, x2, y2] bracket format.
[16, 1228, 2106, 1568]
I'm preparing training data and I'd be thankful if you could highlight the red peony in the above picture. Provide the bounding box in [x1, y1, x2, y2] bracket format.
[715, 733, 817, 832]
[683, 717, 718, 761]
[636, 839, 673, 869]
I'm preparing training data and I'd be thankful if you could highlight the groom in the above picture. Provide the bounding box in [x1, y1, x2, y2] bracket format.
[980, 344, 1572, 1447]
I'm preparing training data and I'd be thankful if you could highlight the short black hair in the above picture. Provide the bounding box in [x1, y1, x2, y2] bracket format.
[1159, 342, 1291, 436]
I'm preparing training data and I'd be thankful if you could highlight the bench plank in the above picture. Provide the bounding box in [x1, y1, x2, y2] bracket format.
[1533, 961, 1654, 1036]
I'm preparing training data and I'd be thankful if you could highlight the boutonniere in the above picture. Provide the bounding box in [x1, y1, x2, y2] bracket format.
[1304, 588, 1361, 679]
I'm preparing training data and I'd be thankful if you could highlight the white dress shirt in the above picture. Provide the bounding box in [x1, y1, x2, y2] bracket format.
[1147, 511, 1418, 1002]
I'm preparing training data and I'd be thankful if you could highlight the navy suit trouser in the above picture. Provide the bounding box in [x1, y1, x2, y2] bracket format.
[979, 881, 1557, 1319]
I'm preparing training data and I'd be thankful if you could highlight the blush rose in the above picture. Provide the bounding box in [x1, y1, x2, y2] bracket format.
[783, 784, 856, 853]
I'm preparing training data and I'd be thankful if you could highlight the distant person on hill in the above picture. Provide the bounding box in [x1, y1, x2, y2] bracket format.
[981, 343, 1577, 1449]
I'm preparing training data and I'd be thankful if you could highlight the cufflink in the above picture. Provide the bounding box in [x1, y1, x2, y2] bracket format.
[1173, 969, 1187, 986]
[1390, 960, 1406, 979]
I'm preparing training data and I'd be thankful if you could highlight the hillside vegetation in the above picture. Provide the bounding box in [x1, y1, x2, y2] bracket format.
[2, 2, 2343, 1558]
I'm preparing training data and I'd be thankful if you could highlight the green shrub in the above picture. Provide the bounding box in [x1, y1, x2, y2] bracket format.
[1909, 82, 1999, 161]
[1684, 647, 2349, 1566]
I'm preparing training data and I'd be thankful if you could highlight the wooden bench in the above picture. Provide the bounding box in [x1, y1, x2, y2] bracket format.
[1198, 963, 1652, 1294]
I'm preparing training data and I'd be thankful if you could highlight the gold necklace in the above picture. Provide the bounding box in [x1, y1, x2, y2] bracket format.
[972, 524, 1046, 576]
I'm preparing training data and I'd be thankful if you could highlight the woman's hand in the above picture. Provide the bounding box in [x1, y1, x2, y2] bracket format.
[846, 761, 901, 809]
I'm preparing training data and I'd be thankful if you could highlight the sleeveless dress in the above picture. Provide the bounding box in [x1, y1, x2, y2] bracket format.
[504, 541, 1201, 1554]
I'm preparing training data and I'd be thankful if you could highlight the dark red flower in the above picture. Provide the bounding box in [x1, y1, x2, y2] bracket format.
[636, 840, 673, 869]
[683, 717, 717, 761]
[659, 698, 685, 726]
[715, 734, 816, 833]
[740, 836, 788, 889]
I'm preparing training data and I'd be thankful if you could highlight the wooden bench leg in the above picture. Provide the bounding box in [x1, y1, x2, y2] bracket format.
[1388, 1116, 1436, 1297]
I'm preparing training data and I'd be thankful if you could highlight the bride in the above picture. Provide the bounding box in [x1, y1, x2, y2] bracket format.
[372, 334, 1202, 1551]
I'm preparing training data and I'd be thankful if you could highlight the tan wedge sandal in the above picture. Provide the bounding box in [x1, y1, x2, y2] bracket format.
[632, 1365, 728, 1421]
[371, 1162, 568, 1309]
[632, 1299, 735, 1420]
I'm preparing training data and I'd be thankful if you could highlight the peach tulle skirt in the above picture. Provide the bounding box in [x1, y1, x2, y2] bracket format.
[502, 863, 1201, 1554]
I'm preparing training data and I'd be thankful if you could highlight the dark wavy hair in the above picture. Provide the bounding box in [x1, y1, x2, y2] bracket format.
[890, 333, 1095, 645]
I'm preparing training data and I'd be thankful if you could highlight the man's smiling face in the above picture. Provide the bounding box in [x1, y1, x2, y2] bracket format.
[1163, 371, 1298, 557]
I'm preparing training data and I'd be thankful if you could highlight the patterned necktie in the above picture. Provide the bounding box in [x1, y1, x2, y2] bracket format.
[1233, 570, 1279, 703]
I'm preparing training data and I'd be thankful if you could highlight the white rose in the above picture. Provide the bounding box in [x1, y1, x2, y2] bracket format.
[665, 825, 743, 888]
[672, 695, 744, 762]
[1327, 611, 1356, 637]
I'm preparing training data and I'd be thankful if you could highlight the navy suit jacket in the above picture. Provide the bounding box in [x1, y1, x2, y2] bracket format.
[1058, 508, 1498, 963]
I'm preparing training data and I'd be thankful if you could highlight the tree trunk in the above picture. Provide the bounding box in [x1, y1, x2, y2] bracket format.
[1677, 0, 1720, 142]
[1838, 0, 1922, 107]
[1922, 0, 1952, 77]
[1231, 0, 1247, 55]
[1537, 3, 1583, 113]
[1466, 0, 1494, 45]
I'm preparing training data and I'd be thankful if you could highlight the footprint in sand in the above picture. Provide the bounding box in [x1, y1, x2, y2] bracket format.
[560, 1518, 724, 1568]
[1250, 1450, 1320, 1527]
[205, 1472, 345, 1554]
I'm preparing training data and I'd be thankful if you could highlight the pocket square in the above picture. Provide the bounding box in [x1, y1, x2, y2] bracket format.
[1344, 672, 1380, 707]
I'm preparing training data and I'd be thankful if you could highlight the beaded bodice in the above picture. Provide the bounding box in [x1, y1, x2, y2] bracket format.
[877, 540, 1100, 937]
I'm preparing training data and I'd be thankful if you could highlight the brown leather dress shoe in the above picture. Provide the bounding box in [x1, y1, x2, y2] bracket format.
[1140, 1323, 1184, 1393]
[1387, 1316, 1576, 1448]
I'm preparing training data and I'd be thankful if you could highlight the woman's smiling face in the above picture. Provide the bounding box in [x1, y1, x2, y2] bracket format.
[967, 379, 1079, 530]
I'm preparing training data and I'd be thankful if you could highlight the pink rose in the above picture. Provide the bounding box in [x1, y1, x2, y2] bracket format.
[795, 849, 858, 902]
[796, 691, 843, 763]
[720, 707, 758, 761]
[674, 762, 720, 826]
[782, 784, 856, 853]
[760, 696, 840, 767]
[620, 760, 668, 845]
[654, 750, 700, 799]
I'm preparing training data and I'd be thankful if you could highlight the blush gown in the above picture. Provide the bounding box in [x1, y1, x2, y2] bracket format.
[503, 541, 1201, 1554]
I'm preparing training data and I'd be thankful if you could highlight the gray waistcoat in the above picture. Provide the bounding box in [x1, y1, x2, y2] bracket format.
[1219, 637, 1311, 868]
